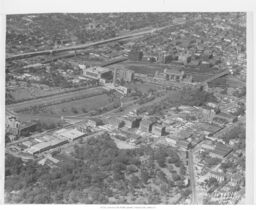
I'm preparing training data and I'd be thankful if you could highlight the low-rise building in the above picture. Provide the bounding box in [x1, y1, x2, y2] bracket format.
[118, 69, 135, 82]
[214, 112, 238, 124]
[166, 135, 179, 146]
[83, 66, 112, 80]
[26, 138, 69, 155]
[207, 170, 226, 182]
[177, 139, 190, 151]
[54, 128, 86, 141]
[209, 143, 233, 159]
[152, 123, 166, 136]
[123, 116, 141, 129]
[139, 117, 157, 133]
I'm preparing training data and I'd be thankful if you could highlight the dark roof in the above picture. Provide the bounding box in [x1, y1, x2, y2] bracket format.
[217, 112, 236, 120]
[20, 121, 37, 130]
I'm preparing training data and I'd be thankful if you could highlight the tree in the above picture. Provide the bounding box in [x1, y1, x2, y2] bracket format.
[130, 175, 140, 188]
[181, 189, 191, 197]
[141, 170, 150, 184]
[206, 177, 218, 187]
[179, 165, 186, 175]
[71, 107, 78, 114]
[172, 173, 181, 181]
[158, 171, 168, 184]
[126, 165, 138, 174]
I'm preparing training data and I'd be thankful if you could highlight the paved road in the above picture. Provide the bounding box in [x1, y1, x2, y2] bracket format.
[188, 150, 198, 204]
[7, 21, 190, 61]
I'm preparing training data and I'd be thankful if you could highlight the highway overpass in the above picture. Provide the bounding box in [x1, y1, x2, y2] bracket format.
[202, 70, 230, 84]
[6, 22, 190, 62]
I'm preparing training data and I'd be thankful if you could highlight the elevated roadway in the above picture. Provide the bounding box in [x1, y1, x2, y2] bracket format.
[202, 70, 230, 84]
[188, 150, 198, 204]
[6, 22, 190, 62]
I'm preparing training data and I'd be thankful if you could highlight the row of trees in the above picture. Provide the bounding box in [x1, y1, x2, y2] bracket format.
[136, 88, 217, 115]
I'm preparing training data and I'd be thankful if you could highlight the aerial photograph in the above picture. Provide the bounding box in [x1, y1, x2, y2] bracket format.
[5, 12, 246, 204]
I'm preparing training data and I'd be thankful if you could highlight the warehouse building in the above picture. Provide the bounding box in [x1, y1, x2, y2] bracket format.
[26, 138, 69, 155]
[83, 66, 113, 80]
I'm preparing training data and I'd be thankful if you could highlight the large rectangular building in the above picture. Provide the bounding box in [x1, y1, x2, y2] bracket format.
[83, 66, 112, 80]
[118, 69, 135, 82]
[26, 138, 69, 155]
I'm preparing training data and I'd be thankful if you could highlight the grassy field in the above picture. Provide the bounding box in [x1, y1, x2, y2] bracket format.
[9, 85, 66, 102]
[44, 93, 120, 116]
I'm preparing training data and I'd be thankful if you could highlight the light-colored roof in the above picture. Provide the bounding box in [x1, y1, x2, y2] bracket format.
[55, 128, 85, 140]
[86, 66, 110, 74]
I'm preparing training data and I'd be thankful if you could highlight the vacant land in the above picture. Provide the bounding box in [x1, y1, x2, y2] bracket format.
[126, 82, 161, 94]
[44, 93, 120, 116]
[8, 84, 68, 102]
[8, 87, 105, 111]
[114, 139, 137, 149]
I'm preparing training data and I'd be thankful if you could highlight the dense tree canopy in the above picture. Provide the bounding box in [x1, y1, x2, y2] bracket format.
[5, 135, 188, 204]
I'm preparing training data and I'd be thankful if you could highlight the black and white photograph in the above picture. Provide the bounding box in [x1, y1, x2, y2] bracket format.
[1, 0, 255, 207]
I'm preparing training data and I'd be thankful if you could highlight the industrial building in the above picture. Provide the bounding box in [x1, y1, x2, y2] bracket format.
[26, 138, 69, 155]
[118, 69, 135, 82]
[83, 66, 113, 80]
[24, 128, 86, 155]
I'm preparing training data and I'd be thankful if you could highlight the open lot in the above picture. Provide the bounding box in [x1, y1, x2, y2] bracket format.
[44, 93, 120, 116]
[126, 81, 161, 94]
[8, 87, 105, 111]
[114, 139, 137, 149]
[8, 83, 68, 102]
